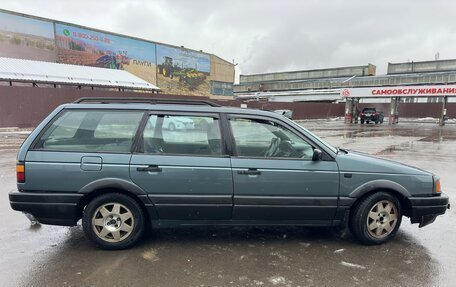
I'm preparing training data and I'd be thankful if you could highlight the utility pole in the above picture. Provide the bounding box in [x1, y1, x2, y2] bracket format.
[439, 96, 448, 126]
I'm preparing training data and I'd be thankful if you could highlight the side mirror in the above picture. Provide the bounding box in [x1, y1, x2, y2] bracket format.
[312, 148, 322, 161]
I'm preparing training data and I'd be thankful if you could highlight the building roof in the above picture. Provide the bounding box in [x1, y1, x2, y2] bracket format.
[388, 58, 456, 75]
[0, 57, 159, 91]
[234, 70, 456, 94]
[239, 64, 376, 84]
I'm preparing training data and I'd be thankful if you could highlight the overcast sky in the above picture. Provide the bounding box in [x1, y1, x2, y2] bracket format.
[1, 0, 455, 79]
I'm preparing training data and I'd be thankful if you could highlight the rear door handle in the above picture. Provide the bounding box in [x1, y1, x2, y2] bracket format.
[237, 169, 261, 175]
[136, 165, 162, 172]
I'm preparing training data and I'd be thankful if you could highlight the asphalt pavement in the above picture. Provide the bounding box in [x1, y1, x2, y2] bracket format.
[0, 121, 454, 287]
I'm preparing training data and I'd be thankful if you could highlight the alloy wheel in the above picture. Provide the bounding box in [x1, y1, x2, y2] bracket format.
[366, 200, 398, 239]
[92, 202, 135, 243]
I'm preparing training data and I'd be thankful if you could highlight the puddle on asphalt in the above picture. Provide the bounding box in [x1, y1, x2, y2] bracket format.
[418, 135, 456, 142]
[376, 141, 415, 155]
[17, 226, 440, 287]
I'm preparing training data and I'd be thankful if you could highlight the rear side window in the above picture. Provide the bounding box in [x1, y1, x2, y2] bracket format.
[34, 110, 144, 153]
[143, 114, 222, 156]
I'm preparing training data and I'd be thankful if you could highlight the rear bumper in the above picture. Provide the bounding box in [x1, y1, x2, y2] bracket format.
[9, 190, 83, 226]
[409, 193, 450, 227]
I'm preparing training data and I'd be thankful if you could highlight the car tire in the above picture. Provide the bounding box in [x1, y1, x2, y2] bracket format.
[82, 193, 145, 250]
[366, 121, 370, 124]
[349, 192, 402, 245]
[360, 120, 364, 124]
[168, 123, 176, 131]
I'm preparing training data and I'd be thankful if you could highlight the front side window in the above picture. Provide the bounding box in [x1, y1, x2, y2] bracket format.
[143, 115, 222, 156]
[35, 110, 143, 152]
[229, 118, 314, 159]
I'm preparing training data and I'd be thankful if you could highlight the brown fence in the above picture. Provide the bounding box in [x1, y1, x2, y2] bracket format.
[0, 86, 195, 128]
[0, 86, 455, 128]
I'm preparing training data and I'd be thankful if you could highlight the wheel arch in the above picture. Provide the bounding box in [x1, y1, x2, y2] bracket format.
[76, 178, 158, 221]
[79, 178, 147, 195]
[349, 180, 412, 217]
[349, 180, 411, 198]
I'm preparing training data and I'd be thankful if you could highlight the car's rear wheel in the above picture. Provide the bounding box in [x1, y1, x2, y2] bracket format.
[360, 120, 364, 124]
[82, 193, 145, 250]
[349, 192, 402, 245]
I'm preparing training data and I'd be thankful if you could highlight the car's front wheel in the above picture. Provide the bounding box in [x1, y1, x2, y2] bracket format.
[349, 192, 402, 245]
[82, 193, 145, 250]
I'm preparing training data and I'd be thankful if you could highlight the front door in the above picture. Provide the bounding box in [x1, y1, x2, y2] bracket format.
[228, 116, 339, 224]
[130, 113, 233, 221]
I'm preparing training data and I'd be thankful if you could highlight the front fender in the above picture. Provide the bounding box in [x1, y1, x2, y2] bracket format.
[349, 179, 411, 198]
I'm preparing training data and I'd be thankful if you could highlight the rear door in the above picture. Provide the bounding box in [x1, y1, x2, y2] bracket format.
[129, 112, 233, 221]
[227, 115, 339, 224]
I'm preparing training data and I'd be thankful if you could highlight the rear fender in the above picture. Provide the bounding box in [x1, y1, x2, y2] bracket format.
[78, 178, 158, 220]
[79, 177, 147, 195]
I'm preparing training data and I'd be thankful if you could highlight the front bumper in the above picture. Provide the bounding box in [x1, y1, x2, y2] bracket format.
[9, 190, 83, 226]
[361, 116, 379, 121]
[409, 193, 450, 227]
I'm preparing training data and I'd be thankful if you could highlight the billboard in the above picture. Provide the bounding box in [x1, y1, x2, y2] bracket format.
[0, 11, 56, 61]
[55, 23, 156, 84]
[156, 44, 211, 96]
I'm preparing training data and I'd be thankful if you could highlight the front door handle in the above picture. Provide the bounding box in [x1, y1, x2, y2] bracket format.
[137, 165, 162, 172]
[237, 169, 261, 175]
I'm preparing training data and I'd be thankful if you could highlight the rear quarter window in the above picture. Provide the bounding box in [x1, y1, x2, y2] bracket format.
[34, 110, 144, 153]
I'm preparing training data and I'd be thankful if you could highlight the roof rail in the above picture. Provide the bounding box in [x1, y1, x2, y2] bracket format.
[73, 97, 221, 107]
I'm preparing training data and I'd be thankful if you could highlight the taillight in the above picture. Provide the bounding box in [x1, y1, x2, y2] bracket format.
[16, 163, 25, 183]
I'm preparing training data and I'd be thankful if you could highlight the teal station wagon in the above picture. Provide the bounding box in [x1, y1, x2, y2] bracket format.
[9, 98, 449, 249]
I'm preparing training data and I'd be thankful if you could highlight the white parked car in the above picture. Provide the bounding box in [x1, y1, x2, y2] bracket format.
[163, 116, 195, 131]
